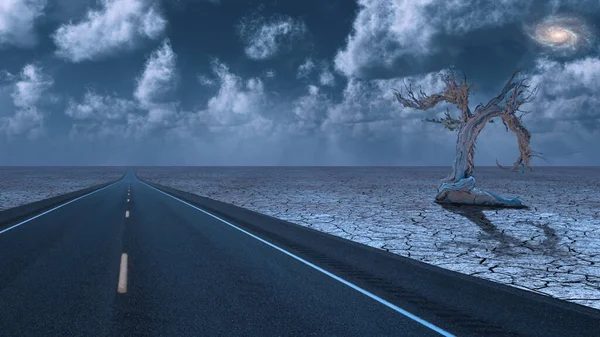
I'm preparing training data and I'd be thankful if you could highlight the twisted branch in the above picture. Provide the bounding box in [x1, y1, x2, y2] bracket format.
[394, 68, 541, 175]
[393, 68, 473, 122]
[493, 73, 539, 171]
[474, 70, 520, 114]
[422, 108, 462, 131]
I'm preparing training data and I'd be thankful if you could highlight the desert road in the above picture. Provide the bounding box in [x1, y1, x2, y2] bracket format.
[0, 170, 598, 337]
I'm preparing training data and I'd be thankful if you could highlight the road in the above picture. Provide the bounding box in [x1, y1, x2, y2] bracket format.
[0, 170, 597, 337]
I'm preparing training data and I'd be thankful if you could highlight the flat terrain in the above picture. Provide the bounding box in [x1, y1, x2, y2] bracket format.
[1, 170, 598, 337]
[136, 166, 600, 310]
[0, 167, 125, 211]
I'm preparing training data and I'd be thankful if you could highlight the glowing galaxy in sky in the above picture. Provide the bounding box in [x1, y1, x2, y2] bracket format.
[526, 15, 595, 54]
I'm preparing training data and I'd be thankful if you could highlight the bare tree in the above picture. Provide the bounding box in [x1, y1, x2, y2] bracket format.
[394, 69, 540, 207]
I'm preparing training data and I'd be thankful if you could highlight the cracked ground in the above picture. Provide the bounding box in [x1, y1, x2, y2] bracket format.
[137, 166, 600, 310]
[0, 167, 124, 211]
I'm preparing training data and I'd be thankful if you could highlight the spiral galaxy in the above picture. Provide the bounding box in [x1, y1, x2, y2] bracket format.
[526, 15, 594, 54]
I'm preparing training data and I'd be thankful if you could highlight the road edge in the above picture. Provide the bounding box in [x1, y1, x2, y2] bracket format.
[0, 172, 126, 231]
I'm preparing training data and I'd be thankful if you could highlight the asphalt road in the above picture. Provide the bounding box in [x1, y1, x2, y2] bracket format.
[0, 170, 598, 337]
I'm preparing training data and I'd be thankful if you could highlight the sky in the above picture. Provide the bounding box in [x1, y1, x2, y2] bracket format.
[0, 0, 598, 166]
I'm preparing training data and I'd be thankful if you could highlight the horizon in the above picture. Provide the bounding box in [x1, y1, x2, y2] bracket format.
[1, 165, 597, 168]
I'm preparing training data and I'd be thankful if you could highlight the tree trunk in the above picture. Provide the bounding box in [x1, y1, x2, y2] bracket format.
[445, 110, 498, 184]
[436, 109, 525, 207]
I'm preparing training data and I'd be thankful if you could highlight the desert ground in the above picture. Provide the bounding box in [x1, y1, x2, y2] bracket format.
[0, 167, 125, 211]
[136, 166, 600, 310]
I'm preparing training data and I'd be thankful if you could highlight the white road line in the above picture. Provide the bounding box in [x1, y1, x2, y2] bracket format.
[0, 181, 122, 235]
[140, 180, 456, 337]
[127, 199, 130, 203]
[117, 253, 128, 294]
[125, 210, 130, 218]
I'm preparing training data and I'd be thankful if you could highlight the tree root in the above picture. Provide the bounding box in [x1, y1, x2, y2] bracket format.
[435, 177, 526, 208]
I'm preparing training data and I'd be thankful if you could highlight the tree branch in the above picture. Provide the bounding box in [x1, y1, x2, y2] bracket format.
[422, 109, 462, 131]
[474, 70, 521, 114]
[492, 72, 540, 171]
[393, 68, 474, 120]
[393, 84, 448, 111]
[441, 70, 473, 121]
[495, 113, 534, 171]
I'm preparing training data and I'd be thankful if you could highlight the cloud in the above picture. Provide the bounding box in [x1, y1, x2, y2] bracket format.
[321, 56, 600, 165]
[197, 60, 270, 129]
[134, 39, 176, 107]
[264, 69, 276, 79]
[1, 64, 53, 138]
[291, 85, 331, 134]
[126, 102, 180, 137]
[297, 58, 315, 78]
[66, 90, 136, 120]
[334, 0, 600, 79]
[239, 14, 306, 60]
[526, 57, 600, 134]
[67, 41, 178, 139]
[326, 71, 446, 127]
[0, 0, 46, 47]
[0, 0, 47, 48]
[52, 0, 166, 62]
[197, 74, 216, 86]
[319, 67, 335, 87]
[297, 58, 335, 86]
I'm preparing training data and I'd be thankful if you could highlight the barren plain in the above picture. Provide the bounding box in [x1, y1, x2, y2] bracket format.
[136, 166, 600, 310]
[0, 167, 125, 211]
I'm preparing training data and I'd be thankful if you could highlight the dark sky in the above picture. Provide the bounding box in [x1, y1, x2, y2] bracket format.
[0, 0, 598, 165]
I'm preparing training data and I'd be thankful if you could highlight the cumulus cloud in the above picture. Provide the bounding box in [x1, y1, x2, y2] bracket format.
[198, 60, 270, 129]
[334, 0, 600, 79]
[66, 91, 136, 120]
[239, 14, 306, 60]
[326, 71, 446, 127]
[526, 57, 600, 134]
[1, 64, 53, 138]
[52, 0, 166, 62]
[0, 0, 46, 47]
[67, 41, 178, 139]
[134, 39, 176, 107]
[126, 102, 180, 137]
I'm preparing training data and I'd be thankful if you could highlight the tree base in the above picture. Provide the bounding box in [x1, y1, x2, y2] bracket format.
[435, 176, 525, 208]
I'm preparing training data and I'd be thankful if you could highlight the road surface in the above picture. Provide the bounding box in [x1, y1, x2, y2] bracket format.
[0, 170, 597, 337]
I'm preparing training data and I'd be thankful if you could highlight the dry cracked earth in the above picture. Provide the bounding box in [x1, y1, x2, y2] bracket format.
[0, 167, 125, 211]
[136, 166, 600, 310]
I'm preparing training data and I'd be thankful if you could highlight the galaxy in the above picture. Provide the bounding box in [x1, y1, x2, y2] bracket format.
[526, 15, 595, 54]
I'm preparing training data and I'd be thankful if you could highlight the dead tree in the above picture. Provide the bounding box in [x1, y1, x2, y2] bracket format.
[394, 69, 540, 207]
